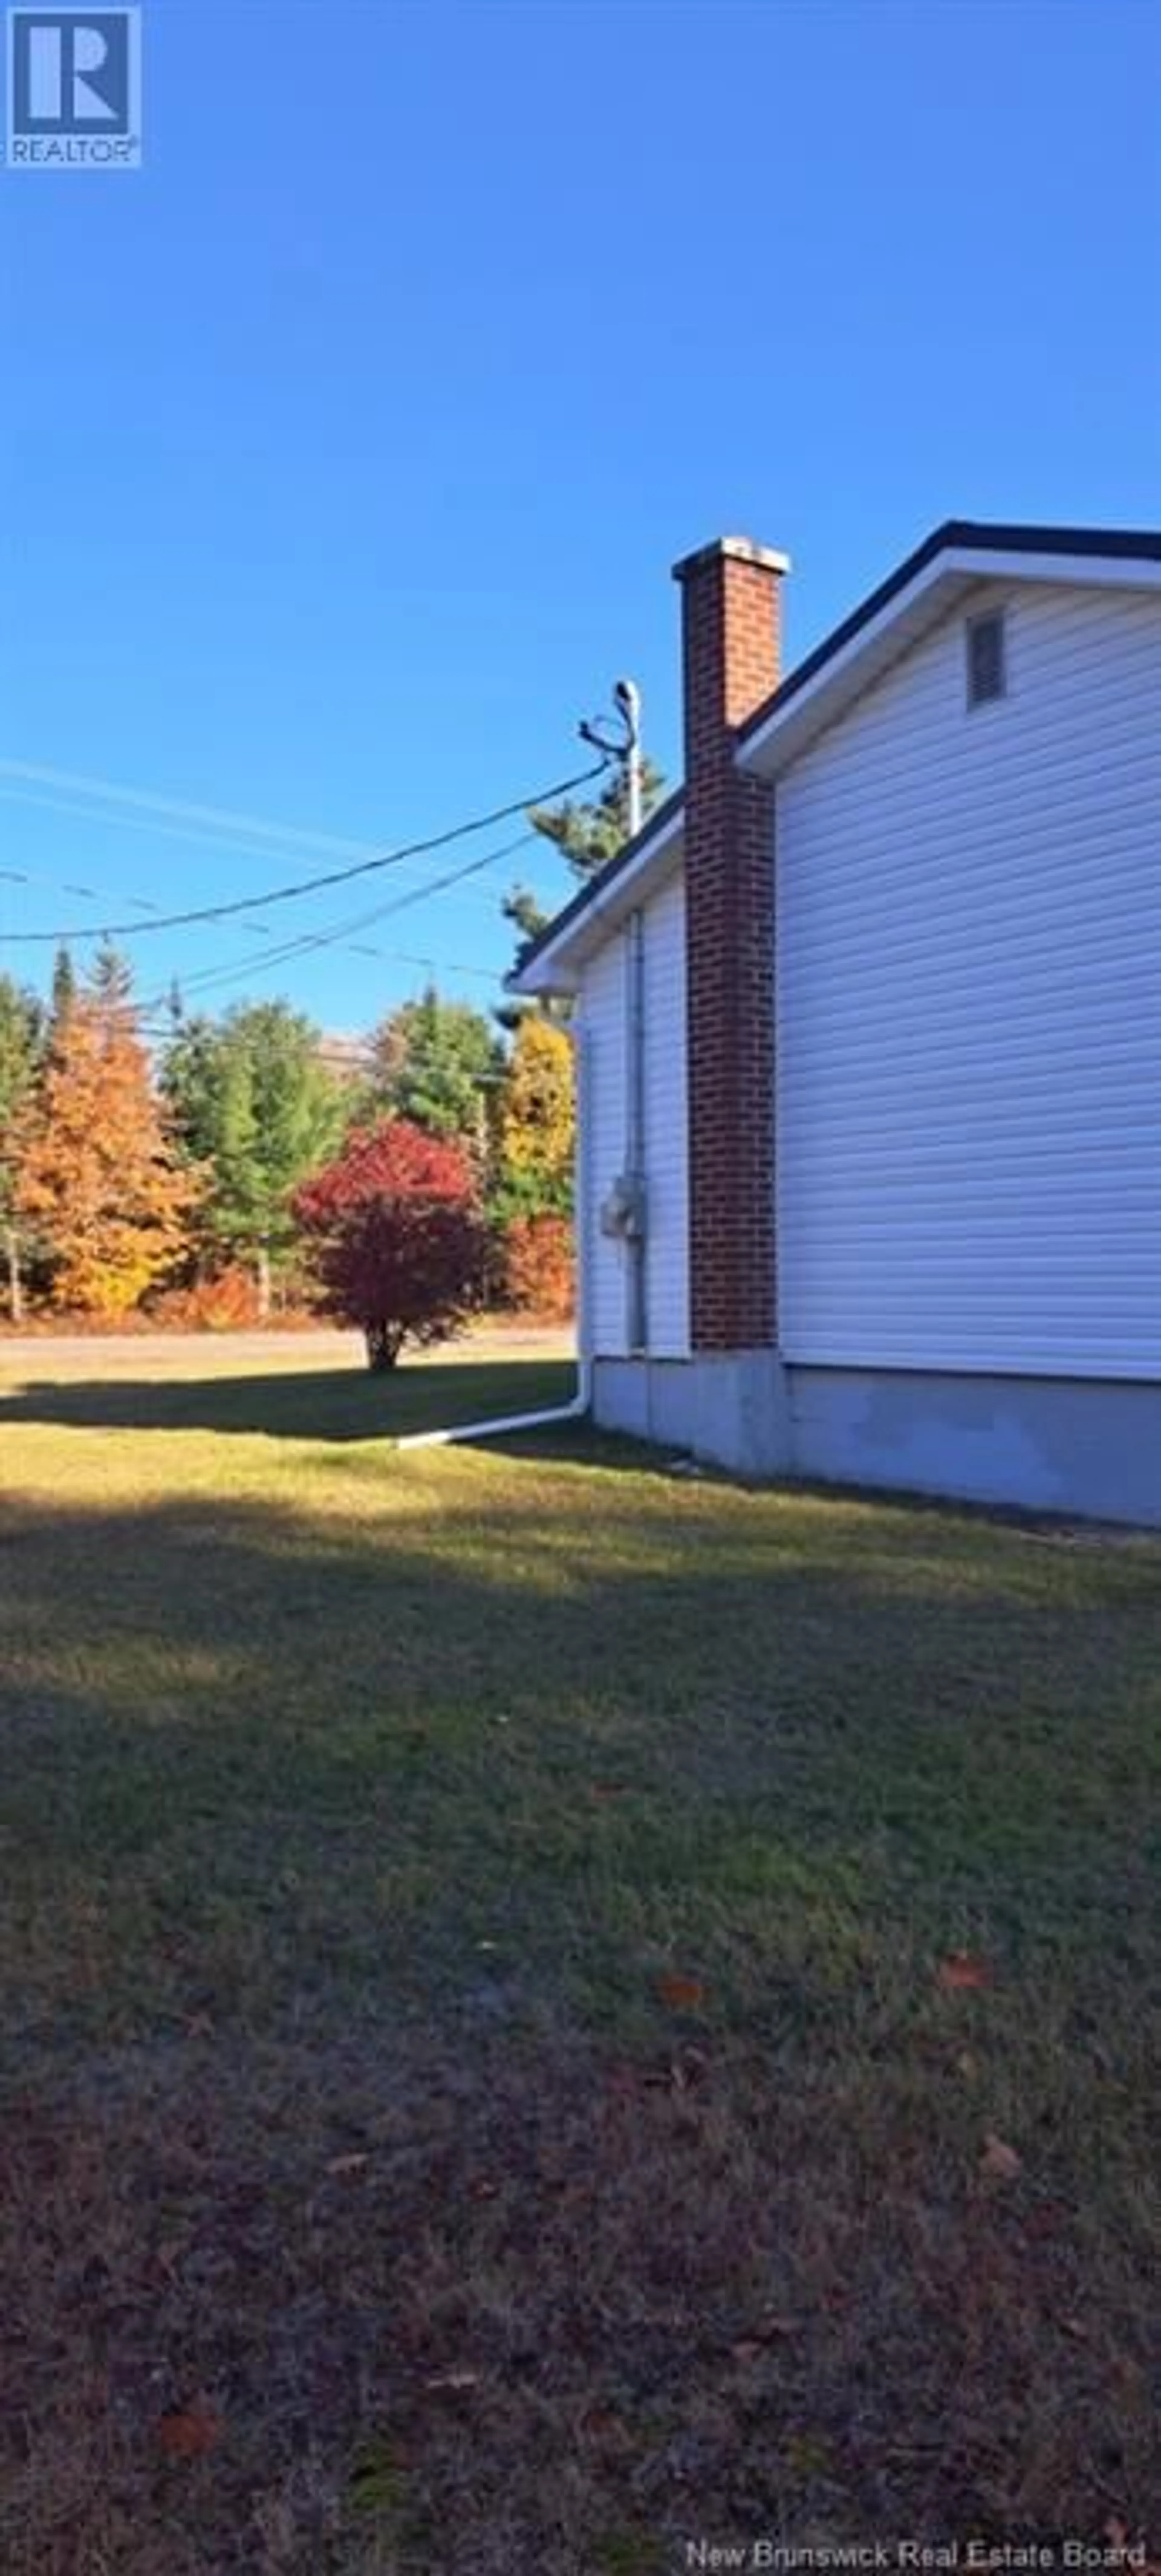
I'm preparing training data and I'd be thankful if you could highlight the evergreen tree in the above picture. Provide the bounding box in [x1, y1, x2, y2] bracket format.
[91, 938, 134, 1005]
[504, 757, 668, 955]
[164, 1000, 344, 1312]
[49, 945, 77, 1040]
[161, 1012, 226, 1170]
[360, 987, 502, 1159]
[0, 976, 44, 1321]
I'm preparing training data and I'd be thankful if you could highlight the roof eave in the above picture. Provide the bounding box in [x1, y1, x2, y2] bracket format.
[507, 797, 685, 994]
[512, 521, 1161, 981]
[740, 536, 1161, 780]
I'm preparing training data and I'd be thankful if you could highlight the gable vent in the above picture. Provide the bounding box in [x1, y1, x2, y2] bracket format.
[966, 608, 1007, 708]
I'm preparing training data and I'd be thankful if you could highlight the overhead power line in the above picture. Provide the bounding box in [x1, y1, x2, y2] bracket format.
[139, 831, 532, 1015]
[1, 833, 522, 1004]
[0, 861, 162, 912]
[0, 784, 521, 922]
[0, 756, 609, 944]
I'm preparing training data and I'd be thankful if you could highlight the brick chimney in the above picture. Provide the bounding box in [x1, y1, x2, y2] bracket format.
[673, 536, 788, 1352]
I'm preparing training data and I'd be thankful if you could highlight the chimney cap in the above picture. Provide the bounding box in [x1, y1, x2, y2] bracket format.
[672, 534, 792, 584]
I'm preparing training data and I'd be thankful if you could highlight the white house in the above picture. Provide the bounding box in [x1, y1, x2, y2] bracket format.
[512, 521, 1161, 1526]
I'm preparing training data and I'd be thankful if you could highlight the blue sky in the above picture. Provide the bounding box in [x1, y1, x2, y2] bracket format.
[2, 0, 1158, 1035]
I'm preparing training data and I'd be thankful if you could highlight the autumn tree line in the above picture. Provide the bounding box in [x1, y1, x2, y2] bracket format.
[0, 945, 574, 1331]
[0, 762, 668, 1345]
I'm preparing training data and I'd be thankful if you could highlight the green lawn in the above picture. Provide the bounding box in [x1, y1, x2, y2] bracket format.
[0, 1342, 1157, 2573]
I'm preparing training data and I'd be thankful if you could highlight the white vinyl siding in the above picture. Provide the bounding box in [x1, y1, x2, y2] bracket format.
[578, 935, 626, 1357]
[642, 874, 690, 1357]
[576, 872, 690, 1359]
[776, 579, 1161, 1376]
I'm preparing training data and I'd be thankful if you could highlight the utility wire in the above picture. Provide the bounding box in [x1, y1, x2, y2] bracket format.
[0, 862, 161, 913]
[1, 832, 519, 1000]
[136, 832, 533, 1016]
[0, 756, 609, 944]
[0, 785, 521, 922]
[134, 929, 504, 1039]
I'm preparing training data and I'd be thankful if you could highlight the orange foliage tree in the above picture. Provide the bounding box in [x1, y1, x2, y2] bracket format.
[500, 1213, 574, 1319]
[16, 949, 197, 1316]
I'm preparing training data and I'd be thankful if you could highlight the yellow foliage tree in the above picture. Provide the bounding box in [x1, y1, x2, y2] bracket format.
[495, 1016, 574, 1214]
[16, 954, 197, 1315]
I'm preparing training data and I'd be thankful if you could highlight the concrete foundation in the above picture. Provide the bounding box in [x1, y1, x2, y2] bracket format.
[590, 1355, 1161, 1526]
[593, 1351, 791, 1477]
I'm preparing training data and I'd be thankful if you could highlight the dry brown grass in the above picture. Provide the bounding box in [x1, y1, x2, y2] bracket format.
[3, 2032, 1154, 2576]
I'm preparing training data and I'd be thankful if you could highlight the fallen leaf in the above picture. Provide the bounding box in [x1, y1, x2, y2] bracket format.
[783, 2429, 833, 2476]
[157, 2403, 221, 2460]
[980, 2132, 1023, 2182]
[349, 2437, 410, 2515]
[938, 1951, 993, 1992]
[326, 2152, 369, 2177]
[730, 2338, 766, 2365]
[579, 2406, 636, 2450]
[657, 1975, 707, 2012]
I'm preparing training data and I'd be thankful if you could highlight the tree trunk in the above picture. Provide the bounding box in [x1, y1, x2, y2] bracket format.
[5, 1227, 23, 1327]
[364, 1324, 400, 1373]
[255, 1246, 271, 1321]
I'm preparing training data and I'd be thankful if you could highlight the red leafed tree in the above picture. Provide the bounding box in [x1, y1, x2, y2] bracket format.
[294, 1118, 485, 1372]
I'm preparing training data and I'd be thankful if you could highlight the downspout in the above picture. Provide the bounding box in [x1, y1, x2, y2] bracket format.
[396, 1369, 590, 1452]
[399, 1021, 592, 1452]
[619, 682, 647, 1356]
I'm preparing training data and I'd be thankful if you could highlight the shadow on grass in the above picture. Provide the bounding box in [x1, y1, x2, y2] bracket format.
[0, 1356, 578, 1445]
[1, 1468, 1158, 2066]
[1, 1469, 1159, 2558]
